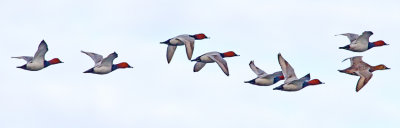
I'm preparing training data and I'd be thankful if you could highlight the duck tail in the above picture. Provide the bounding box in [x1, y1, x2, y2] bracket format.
[338, 69, 345, 73]
[83, 68, 94, 73]
[244, 79, 256, 84]
[339, 45, 350, 49]
[273, 85, 284, 90]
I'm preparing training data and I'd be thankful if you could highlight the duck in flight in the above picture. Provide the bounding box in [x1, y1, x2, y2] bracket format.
[160, 33, 208, 63]
[12, 40, 63, 71]
[81, 51, 132, 74]
[338, 56, 389, 92]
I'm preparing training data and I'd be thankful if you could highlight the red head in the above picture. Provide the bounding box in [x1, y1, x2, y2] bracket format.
[278, 75, 285, 80]
[194, 33, 208, 40]
[308, 79, 324, 85]
[116, 62, 133, 68]
[371, 64, 390, 71]
[222, 51, 239, 57]
[49, 58, 63, 64]
[373, 40, 388, 46]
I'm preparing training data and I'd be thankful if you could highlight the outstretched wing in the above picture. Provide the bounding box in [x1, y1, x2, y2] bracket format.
[278, 53, 297, 83]
[342, 56, 363, 67]
[81, 51, 103, 66]
[336, 33, 359, 43]
[209, 55, 229, 76]
[100, 52, 118, 67]
[32, 40, 48, 63]
[193, 62, 206, 72]
[166, 45, 177, 63]
[249, 60, 267, 77]
[177, 36, 195, 60]
[11, 56, 33, 62]
[355, 70, 373, 92]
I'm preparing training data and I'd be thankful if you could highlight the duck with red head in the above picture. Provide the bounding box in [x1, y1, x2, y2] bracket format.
[244, 60, 285, 86]
[337, 31, 388, 52]
[12, 40, 63, 71]
[191, 51, 239, 76]
[160, 33, 209, 63]
[338, 56, 390, 92]
[81, 51, 132, 75]
[274, 54, 325, 91]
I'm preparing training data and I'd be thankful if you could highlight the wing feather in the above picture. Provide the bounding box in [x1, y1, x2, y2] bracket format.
[209, 55, 229, 76]
[278, 53, 297, 83]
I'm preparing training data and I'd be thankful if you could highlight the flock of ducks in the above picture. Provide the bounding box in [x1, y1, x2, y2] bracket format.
[11, 31, 390, 92]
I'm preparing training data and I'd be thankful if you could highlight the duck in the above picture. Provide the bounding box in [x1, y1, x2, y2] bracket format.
[338, 56, 390, 92]
[81, 51, 132, 74]
[12, 40, 63, 71]
[191, 51, 239, 76]
[244, 60, 284, 86]
[160, 33, 208, 63]
[336, 31, 388, 52]
[273, 53, 324, 91]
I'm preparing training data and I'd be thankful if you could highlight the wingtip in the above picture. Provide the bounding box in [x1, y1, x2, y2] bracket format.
[249, 60, 254, 65]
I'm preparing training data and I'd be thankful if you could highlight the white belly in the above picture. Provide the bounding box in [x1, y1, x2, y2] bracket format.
[283, 83, 302, 91]
[255, 78, 275, 86]
[26, 62, 44, 71]
[93, 66, 112, 74]
[350, 43, 368, 52]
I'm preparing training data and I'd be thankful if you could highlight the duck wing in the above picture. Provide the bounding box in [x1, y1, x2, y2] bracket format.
[177, 36, 195, 60]
[249, 60, 267, 77]
[193, 62, 206, 72]
[336, 33, 359, 43]
[12, 56, 33, 62]
[81, 51, 104, 66]
[355, 70, 373, 92]
[342, 56, 363, 67]
[278, 53, 297, 83]
[100, 52, 118, 67]
[32, 40, 48, 63]
[209, 54, 229, 76]
[166, 45, 177, 63]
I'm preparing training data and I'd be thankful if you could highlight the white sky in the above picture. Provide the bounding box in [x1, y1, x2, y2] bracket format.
[1, 0, 399, 128]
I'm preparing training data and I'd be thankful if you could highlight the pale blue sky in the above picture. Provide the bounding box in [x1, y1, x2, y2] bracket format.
[1, 0, 399, 128]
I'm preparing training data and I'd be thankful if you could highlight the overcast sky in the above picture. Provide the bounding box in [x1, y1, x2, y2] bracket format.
[1, 0, 399, 128]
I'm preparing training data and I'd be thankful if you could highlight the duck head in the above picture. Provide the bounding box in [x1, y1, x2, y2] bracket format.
[116, 62, 133, 69]
[222, 51, 239, 58]
[49, 58, 63, 65]
[373, 40, 388, 46]
[371, 64, 390, 72]
[309, 79, 324, 85]
[191, 33, 208, 40]
[303, 79, 324, 87]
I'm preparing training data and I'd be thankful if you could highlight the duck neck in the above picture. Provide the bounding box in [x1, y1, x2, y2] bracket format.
[44, 61, 51, 67]
[367, 42, 375, 49]
[220, 53, 226, 58]
[302, 82, 310, 88]
[112, 65, 118, 71]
